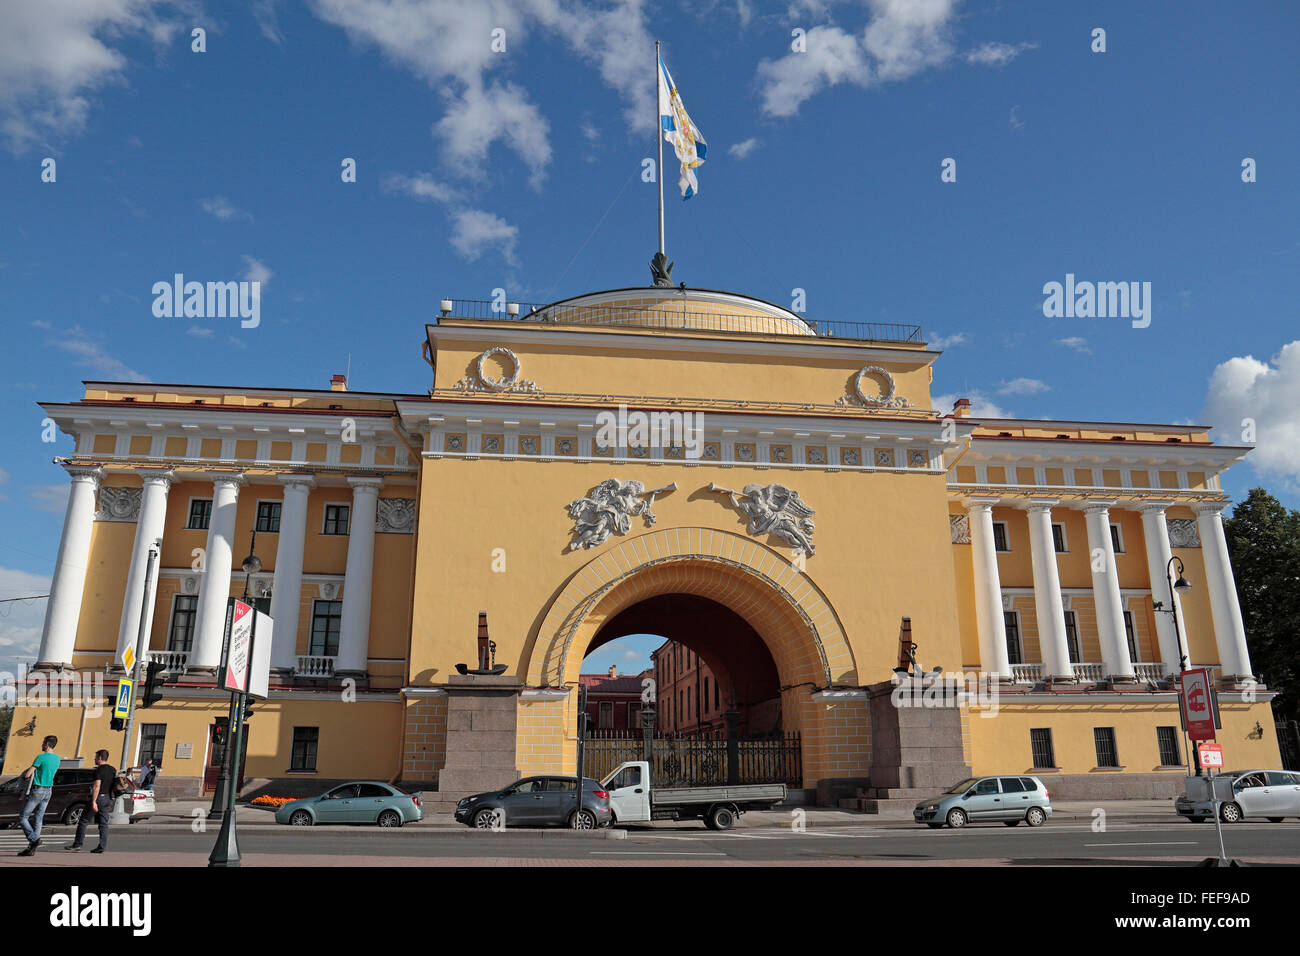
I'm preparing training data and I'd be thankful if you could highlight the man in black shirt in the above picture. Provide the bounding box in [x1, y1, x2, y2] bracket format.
[67, 750, 115, 853]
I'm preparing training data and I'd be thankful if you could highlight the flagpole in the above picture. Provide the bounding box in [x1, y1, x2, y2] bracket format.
[656, 39, 665, 257]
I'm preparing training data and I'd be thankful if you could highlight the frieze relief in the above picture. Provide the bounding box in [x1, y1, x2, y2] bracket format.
[1167, 518, 1201, 548]
[95, 487, 141, 522]
[950, 514, 970, 544]
[376, 497, 417, 534]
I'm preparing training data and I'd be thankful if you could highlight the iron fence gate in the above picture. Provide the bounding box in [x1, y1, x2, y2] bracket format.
[1277, 721, 1300, 771]
[582, 730, 801, 787]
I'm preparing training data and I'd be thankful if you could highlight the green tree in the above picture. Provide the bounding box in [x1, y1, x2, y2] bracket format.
[1224, 488, 1300, 723]
[0, 704, 10, 741]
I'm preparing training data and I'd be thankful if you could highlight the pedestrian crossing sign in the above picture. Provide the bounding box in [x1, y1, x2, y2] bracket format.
[114, 678, 133, 719]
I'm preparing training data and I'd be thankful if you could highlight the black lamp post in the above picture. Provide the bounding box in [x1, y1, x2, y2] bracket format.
[208, 530, 261, 821]
[1154, 555, 1196, 773]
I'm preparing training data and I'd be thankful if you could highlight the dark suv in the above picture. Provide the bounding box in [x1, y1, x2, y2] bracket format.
[0, 768, 96, 828]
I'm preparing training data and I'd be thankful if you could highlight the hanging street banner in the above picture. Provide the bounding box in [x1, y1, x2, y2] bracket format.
[1179, 667, 1219, 741]
[221, 598, 273, 700]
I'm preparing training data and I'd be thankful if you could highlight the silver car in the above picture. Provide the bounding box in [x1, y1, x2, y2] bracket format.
[913, 775, 1053, 829]
[1175, 770, 1300, 823]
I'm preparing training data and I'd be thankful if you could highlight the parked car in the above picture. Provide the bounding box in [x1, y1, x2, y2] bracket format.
[124, 785, 156, 823]
[0, 768, 95, 828]
[274, 782, 423, 827]
[455, 775, 611, 829]
[601, 760, 787, 830]
[1175, 770, 1300, 823]
[913, 775, 1053, 829]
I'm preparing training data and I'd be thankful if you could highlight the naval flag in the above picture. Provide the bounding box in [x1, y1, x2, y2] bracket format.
[658, 55, 707, 199]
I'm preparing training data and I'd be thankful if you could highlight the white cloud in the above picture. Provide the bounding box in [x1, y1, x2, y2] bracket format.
[200, 195, 254, 222]
[46, 325, 147, 382]
[252, 0, 285, 44]
[998, 377, 1049, 396]
[1057, 336, 1091, 354]
[1008, 104, 1023, 130]
[187, 325, 214, 338]
[1203, 340, 1300, 490]
[450, 208, 519, 264]
[861, 0, 958, 82]
[242, 255, 273, 286]
[728, 137, 759, 160]
[0, 466, 8, 502]
[28, 483, 68, 514]
[928, 331, 966, 349]
[382, 171, 459, 204]
[309, 0, 653, 183]
[933, 391, 1014, 419]
[756, 25, 872, 118]
[965, 40, 1038, 67]
[0, 566, 52, 679]
[0, 0, 187, 152]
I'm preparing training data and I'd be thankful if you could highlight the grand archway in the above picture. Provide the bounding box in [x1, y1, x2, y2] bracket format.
[517, 528, 868, 790]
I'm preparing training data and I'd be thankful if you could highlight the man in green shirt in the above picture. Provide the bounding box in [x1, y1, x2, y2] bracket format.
[17, 735, 60, 855]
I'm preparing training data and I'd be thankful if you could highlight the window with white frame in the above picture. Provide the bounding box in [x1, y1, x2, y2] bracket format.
[186, 498, 213, 530]
[1110, 524, 1125, 553]
[322, 504, 350, 535]
[167, 594, 199, 652]
[1003, 610, 1023, 665]
[1051, 523, 1067, 553]
[256, 500, 282, 533]
[1063, 610, 1082, 664]
[992, 521, 1010, 552]
[1123, 610, 1139, 661]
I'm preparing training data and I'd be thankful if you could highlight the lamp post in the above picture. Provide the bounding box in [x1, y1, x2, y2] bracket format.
[1154, 555, 1197, 774]
[208, 531, 261, 821]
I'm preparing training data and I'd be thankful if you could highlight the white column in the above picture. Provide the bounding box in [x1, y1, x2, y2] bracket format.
[1194, 503, 1253, 681]
[1138, 501, 1187, 674]
[190, 473, 245, 671]
[115, 469, 174, 664]
[1083, 500, 1134, 679]
[964, 498, 1010, 678]
[269, 474, 314, 673]
[1022, 500, 1073, 681]
[35, 465, 104, 669]
[336, 477, 382, 675]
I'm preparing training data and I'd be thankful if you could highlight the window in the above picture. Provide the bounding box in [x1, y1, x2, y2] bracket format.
[703, 676, 710, 714]
[598, 701, 613, 729]
[256, 501, 282, 533]
[714, 679, 720, 710]
[357, 783, 390, 797]
[1063, 611, 1081, 664]
[187, 498, 213, 530]
[1019, 777, 1039, 791]
[168, 594, 199, 652]
[1030, 728, 1055, 768]
[973, 778, 999, 795]
[1003, 611, 1023, 665]
[992, 521, 1010, 552]
[628, 703, 641, 728]
[309, 600, 342, 656]
[290, 727, 319, 771]
[323, 504, 350, 535]
[546, 777, 577, 792]
[1094, 727, 1119, 768]
[999, 776, 1026, 793]
[1110, 524, 1124, 553]
[1156, 726, 1181, 766]
[139, 723, 166, 766]
[1051, 523, 1067, 553]
[1123, 610, 1139, 662]
[687, 686, 692, 720]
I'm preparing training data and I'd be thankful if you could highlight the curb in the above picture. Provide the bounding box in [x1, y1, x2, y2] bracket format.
[110, 823, 629, 839]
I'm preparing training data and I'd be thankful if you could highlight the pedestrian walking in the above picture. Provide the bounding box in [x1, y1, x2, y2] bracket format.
[136, 758, 159, 789]
[66, 749, 116, 854]
[17, 735, 60, 856]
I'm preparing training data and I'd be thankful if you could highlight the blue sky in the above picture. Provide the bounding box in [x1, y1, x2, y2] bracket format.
[1, 1, 1297, 679]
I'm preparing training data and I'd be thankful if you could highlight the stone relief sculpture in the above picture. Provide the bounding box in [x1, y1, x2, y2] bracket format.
[566, 479, 678, 551]
[376, 497, 417, 534]
[95, 487, 142, 522]
[452, 346, 541, 393]
[949, 514, 971, 544]
[707, 482, 817, 556]
[1167, 518, 1201, 548]
[836, 365, 913, 409]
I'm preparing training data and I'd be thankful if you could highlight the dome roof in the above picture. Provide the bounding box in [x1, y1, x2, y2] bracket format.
[531, 287, 815, 337]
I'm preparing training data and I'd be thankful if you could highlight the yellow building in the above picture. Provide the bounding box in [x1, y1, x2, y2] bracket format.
[5, 283, 1280, 806]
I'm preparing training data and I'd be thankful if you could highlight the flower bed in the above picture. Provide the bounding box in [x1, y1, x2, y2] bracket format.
[250, 794, 300, 807]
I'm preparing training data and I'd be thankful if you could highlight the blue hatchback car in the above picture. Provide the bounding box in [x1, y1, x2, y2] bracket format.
[913, 775, 1053, 829]
[274, 781, 423, 827]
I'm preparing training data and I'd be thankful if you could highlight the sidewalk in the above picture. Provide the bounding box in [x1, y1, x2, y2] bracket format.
[127, 797, 1180, 833]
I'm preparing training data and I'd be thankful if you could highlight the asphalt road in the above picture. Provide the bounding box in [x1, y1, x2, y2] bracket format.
[3, 818, 1298, 865]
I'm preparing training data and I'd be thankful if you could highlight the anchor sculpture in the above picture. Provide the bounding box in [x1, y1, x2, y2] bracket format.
[455, 610, 508, 676]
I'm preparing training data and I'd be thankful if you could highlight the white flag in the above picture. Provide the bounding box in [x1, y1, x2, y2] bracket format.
[658, 55, 707, 199]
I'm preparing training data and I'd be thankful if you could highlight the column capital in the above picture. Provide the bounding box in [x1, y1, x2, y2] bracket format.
[1082, 498, 1118, 515]
[277, 473, 317, 491]
[347, 475, 384, 493]
[64, 464, 104, 485]
[1137, 499, 1175, 515]
[205, 471, 246, 490]
[961, 496, 1001, 513]
[1193, 501, 1229, 517]
[134, 467, 176, 488]
[1019, 498, 1060, 512]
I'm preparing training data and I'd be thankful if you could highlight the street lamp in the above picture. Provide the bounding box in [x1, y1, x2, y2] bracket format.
[209, 529, 260, 821]
[1154, 555, 1197, 774]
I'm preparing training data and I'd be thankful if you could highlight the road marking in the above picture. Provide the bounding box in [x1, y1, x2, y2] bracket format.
[590, 850, 727, 856]
[1081, 842, 1201, 848]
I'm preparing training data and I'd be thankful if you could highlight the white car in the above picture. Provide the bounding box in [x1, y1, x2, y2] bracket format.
[1175, 770, 1300, 823]
[121, 781, 156, 822]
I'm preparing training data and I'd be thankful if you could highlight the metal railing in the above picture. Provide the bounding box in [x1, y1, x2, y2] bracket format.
[582, 730, 801, 787]
[295, 655, 336, 678]
[436, 298, 923, 344]
[146, 650, 189, 672]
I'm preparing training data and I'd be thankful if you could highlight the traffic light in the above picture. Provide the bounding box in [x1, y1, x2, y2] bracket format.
[110, 717, 124, 731]
[140, 660, 165, 709]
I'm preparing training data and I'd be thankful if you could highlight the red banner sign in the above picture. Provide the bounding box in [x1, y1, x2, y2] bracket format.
[1180, 668, 1217, 741]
